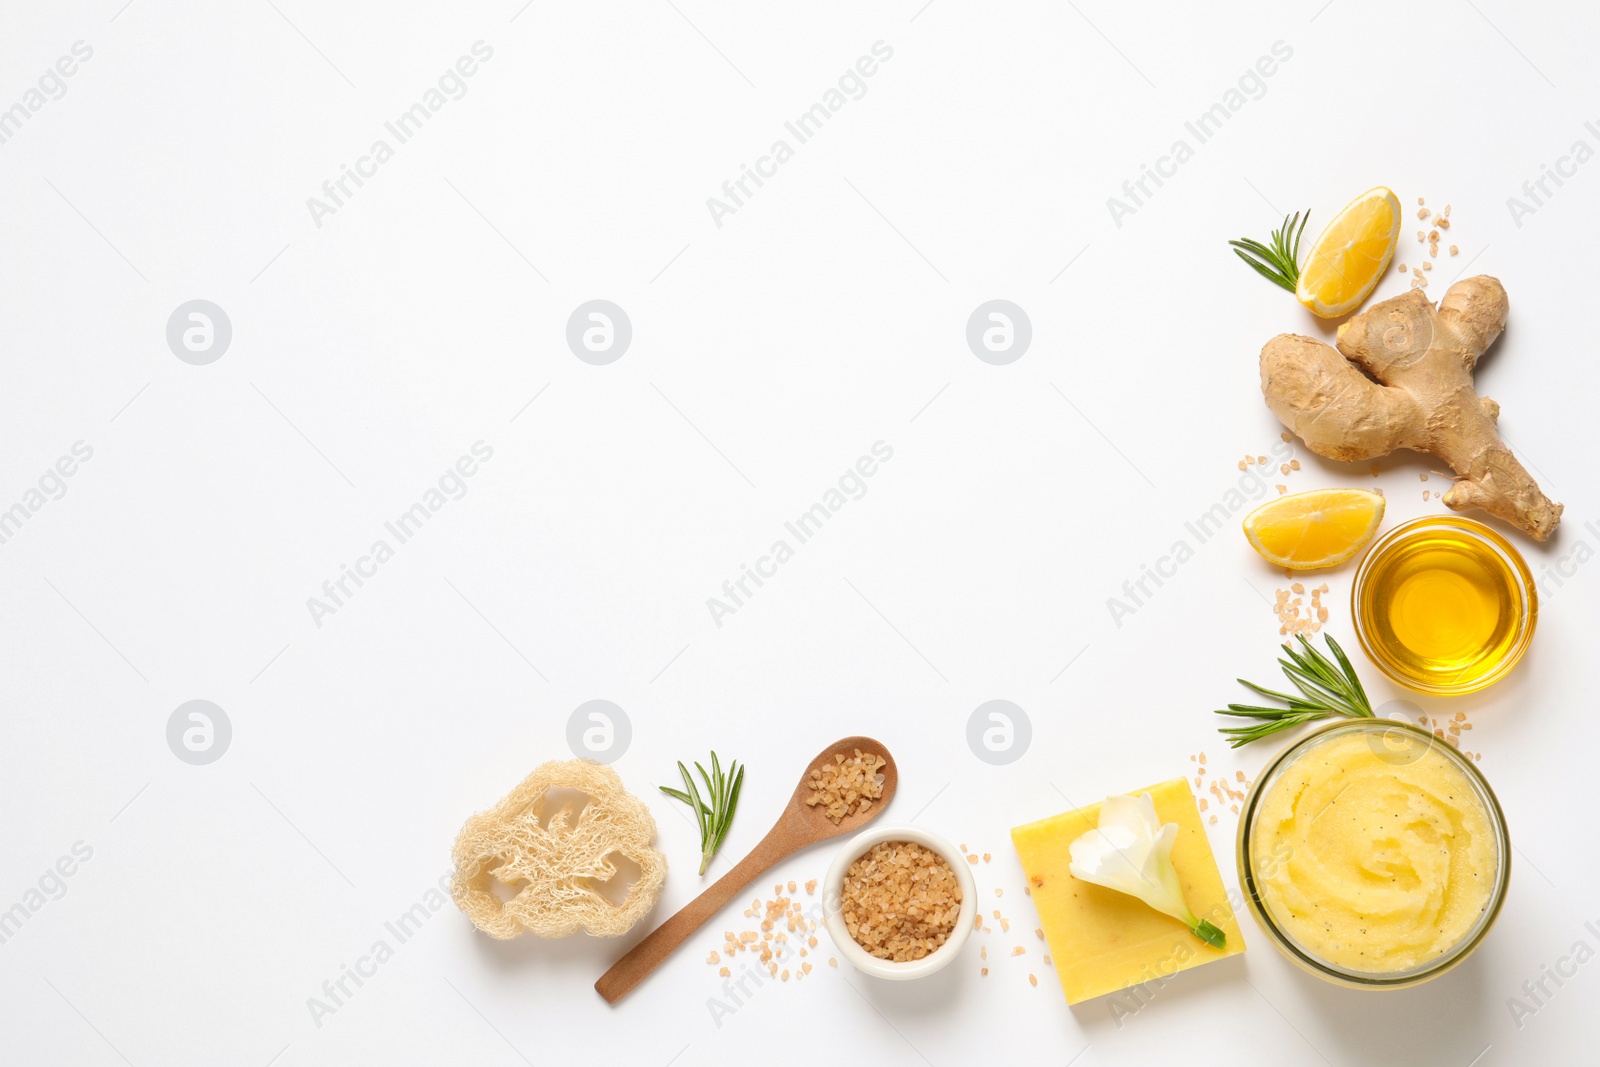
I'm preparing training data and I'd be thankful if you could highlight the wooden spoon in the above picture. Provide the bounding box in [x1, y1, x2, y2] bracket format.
[595, 736, 897, 1004]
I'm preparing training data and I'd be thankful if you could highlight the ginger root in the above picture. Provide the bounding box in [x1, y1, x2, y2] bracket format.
[1260, 275, 1562, 540]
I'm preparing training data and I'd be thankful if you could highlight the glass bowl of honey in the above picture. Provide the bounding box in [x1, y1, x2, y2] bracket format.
[1351, 516, 1536, 695]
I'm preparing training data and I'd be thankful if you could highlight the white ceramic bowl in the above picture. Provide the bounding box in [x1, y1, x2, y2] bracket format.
[821, 824, 976, 980]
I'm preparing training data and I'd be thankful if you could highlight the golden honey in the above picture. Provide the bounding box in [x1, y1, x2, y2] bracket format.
[1353, 517, 1535, 694]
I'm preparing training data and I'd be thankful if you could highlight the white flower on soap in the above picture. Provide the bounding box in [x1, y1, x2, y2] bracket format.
[1067, 792, 1225, 947]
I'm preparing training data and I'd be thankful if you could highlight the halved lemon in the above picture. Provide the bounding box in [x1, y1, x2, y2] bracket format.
[1242, 488, 1386, 570]
[1295, 187, 1401, 318]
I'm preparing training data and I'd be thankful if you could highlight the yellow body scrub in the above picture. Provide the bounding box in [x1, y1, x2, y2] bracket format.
[1243, 723, 1507, 983]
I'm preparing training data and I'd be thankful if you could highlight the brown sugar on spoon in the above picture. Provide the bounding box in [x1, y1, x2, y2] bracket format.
[805, 749, 886, 824]
[594, 737, 897, 1005]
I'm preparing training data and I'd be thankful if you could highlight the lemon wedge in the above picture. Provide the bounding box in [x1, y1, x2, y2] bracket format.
[1242, 488, 1386, 570]
[1295, 187, 1401, 318]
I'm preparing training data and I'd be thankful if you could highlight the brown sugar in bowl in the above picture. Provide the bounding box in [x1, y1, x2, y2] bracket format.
[821, 825, 975, 980]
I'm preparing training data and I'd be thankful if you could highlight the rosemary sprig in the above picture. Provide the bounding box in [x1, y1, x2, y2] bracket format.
[1215, 634, 1375, 748]
[1229, 210, 1309, 293]
[660, 752, 745, 876]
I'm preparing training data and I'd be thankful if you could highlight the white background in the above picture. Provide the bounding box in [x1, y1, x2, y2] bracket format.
[2, 2, 1596, 1065]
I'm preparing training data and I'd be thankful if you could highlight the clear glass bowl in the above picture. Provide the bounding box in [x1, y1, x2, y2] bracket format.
[1237, 719, 1510, 989]
[1350, 515, 1536, 695]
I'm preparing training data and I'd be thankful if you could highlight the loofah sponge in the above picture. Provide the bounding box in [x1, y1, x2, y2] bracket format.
[450, 759, 667, 939]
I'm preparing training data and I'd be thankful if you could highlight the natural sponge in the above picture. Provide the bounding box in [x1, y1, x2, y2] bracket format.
[450, 759, 667, 939]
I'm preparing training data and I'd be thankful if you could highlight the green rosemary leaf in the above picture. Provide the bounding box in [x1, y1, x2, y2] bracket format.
[725, 763, 745, 825]
[709, 762, 745, 860]
[1287, 635, 1349, 696]
[660, 751, 747, 876]
[1216, 704, 1313, 719]
[679, 762, 710, 836]
[1291, 210, 1310, 262]
[1229, 210, 1310, 294]
[1288, 635, 1371, 715]
[1280, 660, 1353, 713]
[1231, 246, 1294, 291]
[1219, 711, 1328, 747]
[1213, 633, 1375, 747]
[1236, 679, 1321, 709]
[1229, 236, 1275, 256]
[695, 760, 715, 808]
[1323, 635, 1374, 715]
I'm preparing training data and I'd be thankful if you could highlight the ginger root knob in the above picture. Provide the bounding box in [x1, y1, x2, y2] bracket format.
[1260, 276, 1562, 540]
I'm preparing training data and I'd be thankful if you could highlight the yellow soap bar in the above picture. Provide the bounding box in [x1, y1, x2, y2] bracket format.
[1010, 778, 1244, 1005]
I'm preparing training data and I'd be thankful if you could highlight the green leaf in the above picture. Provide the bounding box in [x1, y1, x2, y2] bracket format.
[1288, 637, 1352, 700]
[1231, 247, 1293, 291]
[679, 762, 710, 835]
[1280, 662, 1351, 713]
[725, 764, 745, 828]
[1213, 633, 1376, 748]
[659, 750, 747, 878]
[1191, 919, 1227, 948]
[1216, 704, 1310, 719]
[1324, 635, 1374, 715]
[1228, 210, 1310, 295]
[1236, 678, 1318, 707]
